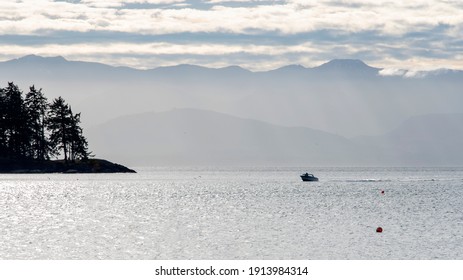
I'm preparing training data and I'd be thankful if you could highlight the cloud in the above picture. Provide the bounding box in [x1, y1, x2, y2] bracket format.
[2, 0, 462, 35]
[0, 0, 462, 70]
[378, 68, 406, 77]
[80, 0, 185, 8]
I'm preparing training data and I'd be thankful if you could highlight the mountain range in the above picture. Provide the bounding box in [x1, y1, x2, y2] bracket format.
[85, 108, 463, 166]
[1, 55, 463, 166]
[86, 108, 368, 166]
[353, 113, 463, 165]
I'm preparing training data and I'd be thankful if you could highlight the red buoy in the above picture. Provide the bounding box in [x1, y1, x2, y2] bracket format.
[376, 227, 383, 233]
[381, 190, 385, 195]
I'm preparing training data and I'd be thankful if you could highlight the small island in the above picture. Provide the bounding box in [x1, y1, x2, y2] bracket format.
[0, 157, 136, 173]
[0, 82, 135, 173]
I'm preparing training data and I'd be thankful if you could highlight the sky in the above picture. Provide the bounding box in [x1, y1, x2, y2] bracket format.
[0, 0, 462, 71]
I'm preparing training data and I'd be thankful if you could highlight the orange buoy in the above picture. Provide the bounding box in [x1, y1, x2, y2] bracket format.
[376, 227, 383, 233]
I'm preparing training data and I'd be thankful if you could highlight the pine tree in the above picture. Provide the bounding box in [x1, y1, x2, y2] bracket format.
[2, 82, 29, 158]
[0, 87, 6, 157]
[47, 96, 72, 162]
[69, 109, 89, 161]
[24, 85, 49, 160]
[47, 97, 89, 162]
[1, 84, 90, 163]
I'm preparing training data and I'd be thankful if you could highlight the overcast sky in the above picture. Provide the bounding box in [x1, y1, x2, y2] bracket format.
[0, 0, 462, 71]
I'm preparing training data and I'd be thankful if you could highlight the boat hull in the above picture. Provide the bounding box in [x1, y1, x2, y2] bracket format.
[301, 176, 318, 182]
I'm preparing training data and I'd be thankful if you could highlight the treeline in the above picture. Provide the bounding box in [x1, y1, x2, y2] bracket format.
[0, 82, 89, 162]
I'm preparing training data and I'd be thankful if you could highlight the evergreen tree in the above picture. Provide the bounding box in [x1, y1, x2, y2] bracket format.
[69, 110, 89, 161]
[2, 82, 29, 158]
[24, 85, 49, 160]
[48, 96, 72, 162]
[47, 97, 89, 162]
[1, 83, 89, 162]
[0, 87, 6, 157]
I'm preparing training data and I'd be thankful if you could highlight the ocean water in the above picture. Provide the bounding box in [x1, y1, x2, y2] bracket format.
[0, 167, 462, 259]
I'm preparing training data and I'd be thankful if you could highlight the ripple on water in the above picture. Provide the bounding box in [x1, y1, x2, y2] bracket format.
[1, 167, 463, 259]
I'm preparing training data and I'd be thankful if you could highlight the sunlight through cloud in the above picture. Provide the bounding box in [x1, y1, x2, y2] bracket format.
[0, 0, 462, 70]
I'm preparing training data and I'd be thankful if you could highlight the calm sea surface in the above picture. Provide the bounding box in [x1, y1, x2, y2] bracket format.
[1, 167, 462, 259]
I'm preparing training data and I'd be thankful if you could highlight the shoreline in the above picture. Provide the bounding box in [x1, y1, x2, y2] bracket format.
[0, 158, 136, 173]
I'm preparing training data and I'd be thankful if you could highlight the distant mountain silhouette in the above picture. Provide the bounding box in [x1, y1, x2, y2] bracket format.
[1, 55, 463, 141]
[353, 113, 463, 165]
[314, 59, 381, 76]
[8, 54, 68, 64]
[86, 108, 369, 166]
[87, 109, 463, 166]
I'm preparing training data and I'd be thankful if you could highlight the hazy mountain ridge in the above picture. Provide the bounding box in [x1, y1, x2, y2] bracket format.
[87, 108, 463, 166]
[3, 54, 462, 79]
[87, 108, 370, 166]
[2, 55, 463, 165]
[352, 113, 463, 165]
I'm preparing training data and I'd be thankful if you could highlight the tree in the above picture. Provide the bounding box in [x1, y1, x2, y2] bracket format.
[47, 97, 89, 162]
[2, 82, 29, 158]
[24, 85, 49, 160]
[0, 87, 6, 157]
[47, 97, 72, 162]
[69, 109, 89, 161]
[1, 83, 89, 162]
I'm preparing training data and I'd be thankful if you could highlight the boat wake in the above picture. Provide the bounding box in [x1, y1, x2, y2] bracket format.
[344, 179, 393, 183]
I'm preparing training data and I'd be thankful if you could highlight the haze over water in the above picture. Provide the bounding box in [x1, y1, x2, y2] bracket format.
[1, 167, 462, 259]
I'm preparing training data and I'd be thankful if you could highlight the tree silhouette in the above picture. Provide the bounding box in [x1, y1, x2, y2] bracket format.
[2, 82, 29, 158]
[47, 97, 72, 162]
[69, 109, 89, 161]
[47, 97, 89, 162]
[1, 83, 89, 162]
[0, 87, 6, 157]
[24, 85, 49, 160]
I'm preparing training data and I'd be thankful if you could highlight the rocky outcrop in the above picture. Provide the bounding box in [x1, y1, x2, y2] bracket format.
[0, 158, 136, 173]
